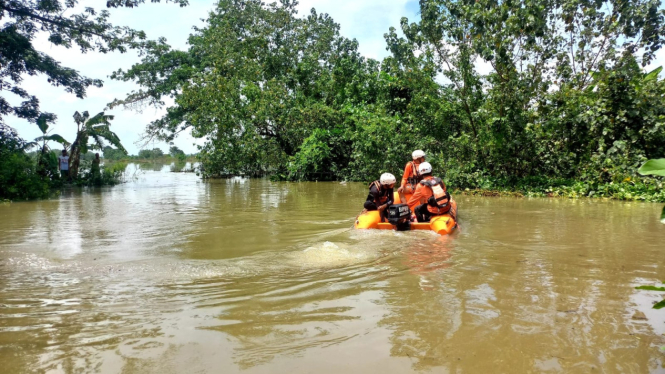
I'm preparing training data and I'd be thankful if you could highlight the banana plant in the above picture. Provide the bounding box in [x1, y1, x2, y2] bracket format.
[69, 111, 127, 179]
[25, 114, 70, 152]
[23, 115, 70, 179]
[638, 158, 665, 224]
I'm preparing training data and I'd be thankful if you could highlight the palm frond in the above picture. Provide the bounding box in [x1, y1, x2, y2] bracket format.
[73, 111, 84, 125]
[90, 132, 106, 150]
[71, 110, 126, 157]
[36, 135, 69, 145]
[36, 115, 49, 134]
[85, 112, 115, 130]
[79, 137, 90, 154]
[96, 128, 127, 154]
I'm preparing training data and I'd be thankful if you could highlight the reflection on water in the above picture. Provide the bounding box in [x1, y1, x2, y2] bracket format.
[0, 164, 664, 373]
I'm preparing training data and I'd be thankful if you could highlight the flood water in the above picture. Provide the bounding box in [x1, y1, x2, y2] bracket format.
[1, 164, 664, 373]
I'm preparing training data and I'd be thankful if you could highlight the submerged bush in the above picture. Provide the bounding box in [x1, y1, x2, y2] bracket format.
[0, 125, 53, 200]
[77, 161, 127, 186]
[0, 152, 52, 200]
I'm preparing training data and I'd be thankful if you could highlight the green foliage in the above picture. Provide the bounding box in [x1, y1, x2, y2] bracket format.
[0, 120, 125, 200]
[169, 146, 187, 163]
[103, 146, 126, 160]
[99, 163, 126, 186]
[0, 124, 53, 200]
[635, 283, 665, 310]
[0, 0, 186, 127]
[635, 286, 665, 291]
[69, 110, 126, 179]
[112, 0, 665, 202]
[138, 148, 164, 159]
[639, 159, 665, 177]
[24, 115, 70, 181]
[35, 149, 61, 183]
[169, 146, 185, 157]
[637, 158, 665, 222]
[112, 0, 383, 178]
[287, 129, 334, 181]
[75, 159, 126, 187]
[0, 152, 52, 200]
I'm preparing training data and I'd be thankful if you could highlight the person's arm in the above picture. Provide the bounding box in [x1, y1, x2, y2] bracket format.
[399, 163, 411, 189]
[371, 185, 391, 211]
[408, 185, 422, 207]
[386, 188, 394, 205]
[364, 187, 378, 211]
[369, 184, 381, 203]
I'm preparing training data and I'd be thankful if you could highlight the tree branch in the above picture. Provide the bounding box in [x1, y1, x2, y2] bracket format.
[0, 4, 108, 39]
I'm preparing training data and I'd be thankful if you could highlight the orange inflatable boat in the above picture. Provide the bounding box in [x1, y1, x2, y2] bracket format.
[354, 192, 458, 235]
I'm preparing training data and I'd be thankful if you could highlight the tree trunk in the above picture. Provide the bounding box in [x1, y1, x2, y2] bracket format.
[69, 134, 83, 179]
[36, 145, 49, 179]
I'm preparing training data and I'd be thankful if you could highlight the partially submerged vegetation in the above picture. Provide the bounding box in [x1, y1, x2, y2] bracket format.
[0, 124, 127, 201]
[637, 159, 665, 222]
[108, 0, 665, 202]
[456, 177, 665, 202]
[1, 0, 663, 203]
[0, 0, 186, 201]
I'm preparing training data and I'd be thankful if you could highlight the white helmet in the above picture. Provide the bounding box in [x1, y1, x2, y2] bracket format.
[418, 162, 432, 174]
[380, 173, 396, 185]
[412, 150, 426, 160]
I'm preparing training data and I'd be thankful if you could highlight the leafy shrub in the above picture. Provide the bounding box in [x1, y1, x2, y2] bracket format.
[0, 125, 53, 200]
[0, 152, 52, 200]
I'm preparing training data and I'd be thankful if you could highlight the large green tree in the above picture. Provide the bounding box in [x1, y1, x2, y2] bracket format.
[110, 0, 665, 196]
[394, 0, 665, 180]
[111, 0, 379, 178]
[0, 0, 187, 128]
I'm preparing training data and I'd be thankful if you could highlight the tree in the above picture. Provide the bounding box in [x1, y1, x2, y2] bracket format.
[103, 146, 126, 161]
[392, 0, 665, 181]
[138, 148, 164, 159]
[111, 0, 379, 177]
[28, 115, 69, 152]
[26, 115, 70, 180]
[169, 145, 186, 163]
[0, 0, 188, 128]
[106, 0, 665, 198]
[0, 124, 51, 199]
[69, 111, 126, 179]
[169, 145, 185, 157]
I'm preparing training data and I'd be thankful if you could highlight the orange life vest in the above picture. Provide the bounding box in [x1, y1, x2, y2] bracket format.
[406, 161, 422, 187]
[420, 177, 451, 214]
[369, 180, 389, 204]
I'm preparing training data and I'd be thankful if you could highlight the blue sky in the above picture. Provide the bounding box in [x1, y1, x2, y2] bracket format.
[8, 0, 421, 155]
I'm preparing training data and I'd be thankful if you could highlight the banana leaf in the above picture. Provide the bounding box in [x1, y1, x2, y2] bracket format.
[638, 159, 665, 176]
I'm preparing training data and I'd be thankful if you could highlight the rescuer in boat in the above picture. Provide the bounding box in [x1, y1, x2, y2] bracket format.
[364, 173, 396, 218]
[398, 150, 426, 197]
[407, 162, 452, 222]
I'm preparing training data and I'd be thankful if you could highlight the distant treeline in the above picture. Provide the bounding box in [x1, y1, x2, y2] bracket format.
[105, 0, 663, 201]
[103, 146, 196, 161]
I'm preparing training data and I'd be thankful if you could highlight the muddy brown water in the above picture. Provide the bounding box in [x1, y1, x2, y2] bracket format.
[1, 164, 664, 373]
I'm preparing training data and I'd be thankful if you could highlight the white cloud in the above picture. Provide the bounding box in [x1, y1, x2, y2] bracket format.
[7, 1, 419, 154]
